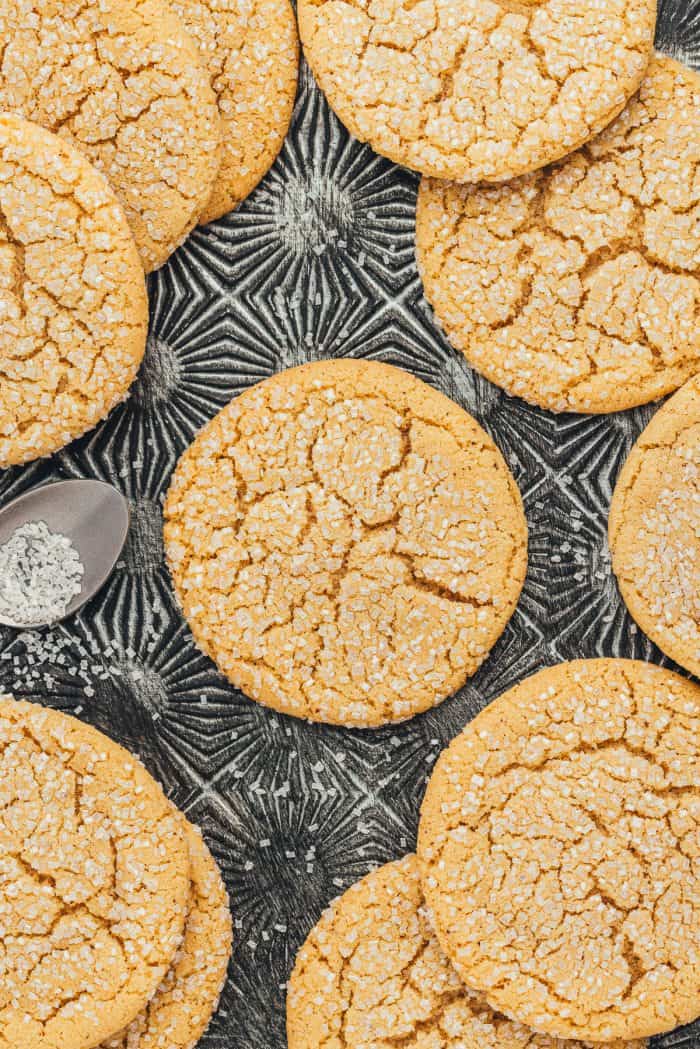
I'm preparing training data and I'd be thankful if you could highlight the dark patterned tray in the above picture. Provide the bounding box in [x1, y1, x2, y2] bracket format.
[1, 1, 698, 1045]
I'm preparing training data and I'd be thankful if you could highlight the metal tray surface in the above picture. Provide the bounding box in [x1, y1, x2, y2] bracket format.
[0, 2, 698, 1045]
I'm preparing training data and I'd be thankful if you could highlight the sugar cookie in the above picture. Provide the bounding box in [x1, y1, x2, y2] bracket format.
[0, 0, 222, 271]
[171, 0, 299, 224]
[164, 359, 527, 727]
[418, 659, 700, 1041]
[609, 375, 699, 677]
[288, 855, 647, 1049]
[416, 55, 700, 413]
[298, 0, 655, 182]
[0, 696, 189, 1049]
[0, 113, 148, 468]
[101, 819, 232, 1049]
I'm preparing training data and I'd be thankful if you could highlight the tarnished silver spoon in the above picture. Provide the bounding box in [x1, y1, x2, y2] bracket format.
[0, 480, 130, 629]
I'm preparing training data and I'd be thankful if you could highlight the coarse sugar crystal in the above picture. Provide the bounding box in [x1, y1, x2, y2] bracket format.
[0, 520, 84, 627]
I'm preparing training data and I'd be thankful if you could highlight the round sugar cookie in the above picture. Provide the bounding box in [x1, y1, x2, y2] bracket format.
[0, 0, 222, 272]
[101, 819, 232, 1049]
[164, 359, 527, 728]
[416, 55, 700, 414]
[0, 113, 148, 468]
[287, 855, 648, 1049]
[418, 659, 700, 1042]
[171, 0, 299, 224]
[0, 696, 190, 1049]
[297, 0, 655, 183]
[609, 375, 699, 677]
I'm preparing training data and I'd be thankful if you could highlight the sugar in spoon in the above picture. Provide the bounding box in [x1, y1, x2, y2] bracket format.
[0, 480, 130, 629]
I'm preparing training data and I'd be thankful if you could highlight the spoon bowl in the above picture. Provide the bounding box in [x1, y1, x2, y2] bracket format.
[0, 480, 130, 629]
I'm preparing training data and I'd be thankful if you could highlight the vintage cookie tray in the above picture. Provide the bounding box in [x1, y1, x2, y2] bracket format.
[0, 1, 698, 1046]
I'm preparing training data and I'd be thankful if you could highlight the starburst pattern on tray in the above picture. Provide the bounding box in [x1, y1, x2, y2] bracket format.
[0, 28, 698, 1049]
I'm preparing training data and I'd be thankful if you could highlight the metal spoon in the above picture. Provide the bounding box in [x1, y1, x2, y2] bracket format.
[0, 480, 130, 628]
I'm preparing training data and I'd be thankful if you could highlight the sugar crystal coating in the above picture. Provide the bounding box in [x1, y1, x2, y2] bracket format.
[100, 818, 232, 1049]
[609, 374, 699, 677]
[416, 55, 700, 413]
[164, 359, 527, 728]
[0, 0, 222, 271]
[172, 0, 299, 225]
[298, 0, 655, 182]
[418, 660, 700, 1041]
[0, 113, 148, 467]
[0, 696, 189, 1049]
[288, 856, 648, 1048]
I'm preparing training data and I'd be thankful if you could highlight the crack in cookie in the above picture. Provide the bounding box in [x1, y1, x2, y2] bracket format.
[0, 0, 222, 271]
[609, 374, 699, 677]
[164, 359, 527, 728]
[287, 855, 648, 1048]
[0, 114, 148, 467]
[416, 55, 700, 413]
[298, 0, 655, 182]
[0, 697, 189, 1049]
[418, 659, 700, 1042]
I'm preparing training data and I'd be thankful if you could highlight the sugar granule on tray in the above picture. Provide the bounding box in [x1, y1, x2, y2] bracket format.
[0, 521, 84, 627]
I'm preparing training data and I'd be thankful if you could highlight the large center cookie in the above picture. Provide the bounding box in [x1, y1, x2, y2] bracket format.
[418, 660, 700, 1042]
[0, 697, 190, 1049]
[164, 360, 527, 727]
[171, 0, 299, 224]
[0, 114, 148, 468]
[416, 55, 700, 413]
[609, 374, 699, 677]
[101, 818, 232, 1049]
[287, 855, 647, 1049]
[297, 0, 655, 182]
[0, 0, 222, 271]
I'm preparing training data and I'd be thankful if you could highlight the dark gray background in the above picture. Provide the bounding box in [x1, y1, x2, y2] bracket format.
[0, 1, 698, 1044]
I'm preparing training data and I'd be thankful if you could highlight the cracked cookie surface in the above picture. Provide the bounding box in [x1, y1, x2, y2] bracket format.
[297, 0, 655, 182]
[172, 0, 298, 224]
[0, 114, 148, 468]
[416, 54, 700, 413]
[101, 818, 232, 1049]
[0, 0, 222, 272]
[418, 659, 700, 1041]
[164, 359, 527, 728]
[609, 375, 699, 677]
[0, 696, 189, 1049]
[287, 855, 647, 1049]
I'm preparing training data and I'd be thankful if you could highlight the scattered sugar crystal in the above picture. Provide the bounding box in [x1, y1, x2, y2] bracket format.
[0, 521, 84, 627]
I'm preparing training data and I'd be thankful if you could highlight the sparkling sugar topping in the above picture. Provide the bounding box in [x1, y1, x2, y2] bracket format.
[0, 521, 84, 627]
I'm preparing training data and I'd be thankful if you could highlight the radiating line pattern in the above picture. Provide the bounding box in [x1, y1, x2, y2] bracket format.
[0, 11, 698, 1047]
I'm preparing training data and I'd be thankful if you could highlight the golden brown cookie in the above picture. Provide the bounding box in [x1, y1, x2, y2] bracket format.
[418, 659, 700, 1042]
[609, 375, 699, 677]
[164, 359, 527, 728]
[416, 54, 700, 414]
[101, 818, 232, 1049]
[171, 0, 299, 224]
[0, 696, 189, 1049]
[288, 855, 648, 1049]
[0, 0, 222, 272]
[298, 0, 655, 183]
[0, 113, 148, 468]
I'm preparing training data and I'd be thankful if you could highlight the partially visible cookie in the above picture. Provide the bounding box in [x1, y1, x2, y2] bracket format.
[164, 359, 527, 727]
[418, 660, 700, 1042]
[0, 0, 222, 271]
[416, 55, 700, 413]
[0, 696, 189, 1049]
[609, 375, 699, 677]
[101, 818, 232, 1049]
[288, 855, 647, 1049]
[0, 113, 148, 468]
[172, 0, 298, 224]
[298, 0, 655, 182]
